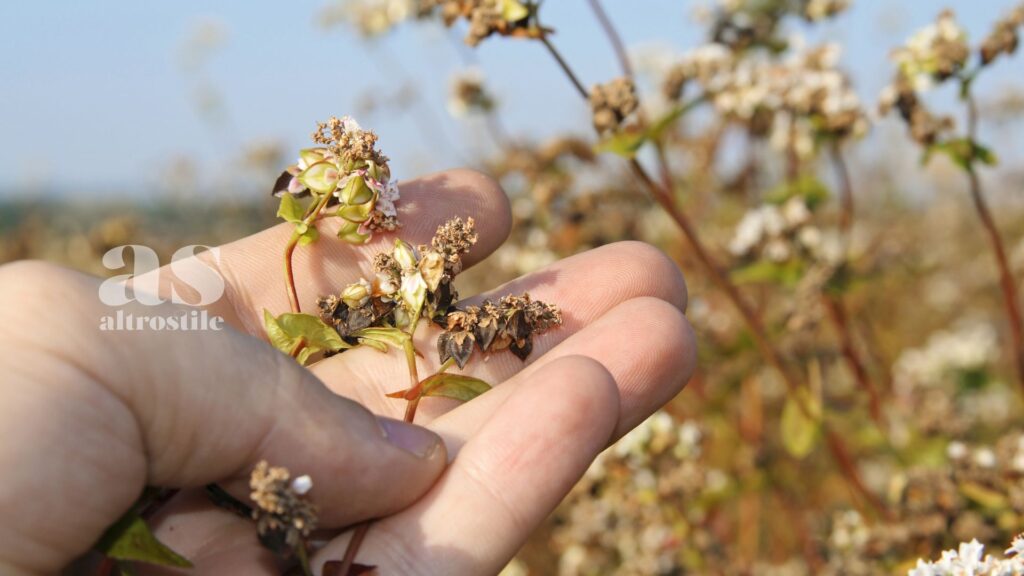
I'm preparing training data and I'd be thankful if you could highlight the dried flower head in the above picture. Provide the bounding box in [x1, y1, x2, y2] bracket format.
[448, 69, 496, 117]
[249, 460, 318, 555]
[803, 0, 850, 22]
[589, 77, 639, 134]
[980, 3, 1024, 65]
[419, 0, 534, 46]
[437, 293, 562, 367]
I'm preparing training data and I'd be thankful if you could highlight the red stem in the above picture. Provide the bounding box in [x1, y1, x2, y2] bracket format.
[963, 92, 1024, 389]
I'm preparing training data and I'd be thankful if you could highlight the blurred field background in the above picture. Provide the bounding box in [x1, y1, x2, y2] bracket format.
[5, 1, 1024, 574]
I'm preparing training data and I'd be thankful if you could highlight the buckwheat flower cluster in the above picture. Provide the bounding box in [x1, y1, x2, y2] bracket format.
[803, 0, 850, 22]
[666, 41, 867, 151]
[877, 11, 967, 145]
[893, 10, 969, 90]
[321, 0, 413, 38]
[908, 537, 1024, 576]
[980, 3, 1024, 65]
[589, 77, 639, 134]
[273, 116, 400, 243]
[894, 323, 999, 393]
[729, 197, 833, 263]
[438, 293, 562, 367]
[249, 460, 317, 553]
[418, 0, 532, 46]
[448, 68, 496, 117]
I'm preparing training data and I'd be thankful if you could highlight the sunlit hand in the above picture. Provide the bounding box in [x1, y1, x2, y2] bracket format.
[0, 169, 696, 575]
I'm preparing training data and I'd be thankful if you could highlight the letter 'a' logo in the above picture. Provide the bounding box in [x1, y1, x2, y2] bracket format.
[98, 245, 225, 307]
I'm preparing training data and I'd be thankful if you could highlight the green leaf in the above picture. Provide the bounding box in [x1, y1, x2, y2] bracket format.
[500, 0, 529, 21]
[923, 138, 999, 170]
[593, 98, 703, 159]
[352, 327, 411, 352]
[780, 390, 820, 459]
[421, 373, 492, 402]
[297, 225, 320, 246]
[764, 175, 829, 209]
[276, 193, 306, 224]
[731, 260, 804, 287]
[647, 98, 703, 141]
[263, 310, 349, 364]
[94, 509, 192, 568]
[960, 481, 1009, 511]
[594, 129, 648, 159]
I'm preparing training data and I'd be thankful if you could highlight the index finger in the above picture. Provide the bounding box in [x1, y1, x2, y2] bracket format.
[154, 168, 512, 335]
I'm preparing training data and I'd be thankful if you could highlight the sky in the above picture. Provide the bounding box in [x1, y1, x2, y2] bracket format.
[0, 0, 1020, 198]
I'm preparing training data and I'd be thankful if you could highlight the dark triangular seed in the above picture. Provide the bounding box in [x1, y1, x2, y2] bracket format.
[510, 336, 532, 361]
[474, 320, 498, 352]
[437, 332, 453, 365]
[451, 330, 475, 369]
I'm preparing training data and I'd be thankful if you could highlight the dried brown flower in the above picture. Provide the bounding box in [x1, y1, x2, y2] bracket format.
[589, 77, 638, 134]
[438, 293, 562, 367]
[249, 460, 317, 555]
[980, 4, 1024, 65]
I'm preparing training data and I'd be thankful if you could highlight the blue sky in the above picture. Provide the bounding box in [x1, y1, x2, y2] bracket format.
[0, 1, 1020, 197]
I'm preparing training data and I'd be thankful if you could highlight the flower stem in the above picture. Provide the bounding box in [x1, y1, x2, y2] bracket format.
[822, 144, 883, 425]
[962, 91, 1024, 390]
[402, 337, 422, 423]
[282, 193, 333, 314]
[339, 317, 425, 573]
[587, 0, 633, 79]
[539, 35, 588, 100]
[335, 521, 370, 576]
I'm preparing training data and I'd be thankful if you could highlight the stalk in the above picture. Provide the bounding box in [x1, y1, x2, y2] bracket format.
[962, 89, 1024, 389]
[283, 192, 333, 314]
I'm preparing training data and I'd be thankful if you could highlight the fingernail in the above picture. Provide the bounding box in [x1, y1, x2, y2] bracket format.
[377, 416, 441, 459]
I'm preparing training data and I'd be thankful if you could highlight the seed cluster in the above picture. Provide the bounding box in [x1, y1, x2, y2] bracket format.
[317, 217, 561, 366]
[439, 294, 562, 368]
[249, 461, 317, 554]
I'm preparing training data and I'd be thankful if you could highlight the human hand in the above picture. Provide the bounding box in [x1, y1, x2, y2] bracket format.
[0, 169, 696, 575]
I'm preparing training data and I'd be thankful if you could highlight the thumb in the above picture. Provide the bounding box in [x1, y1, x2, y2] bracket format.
[0, 262, 446, 574]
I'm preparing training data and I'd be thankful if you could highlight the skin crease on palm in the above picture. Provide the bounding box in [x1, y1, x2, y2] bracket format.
[0, 169, 697, 576]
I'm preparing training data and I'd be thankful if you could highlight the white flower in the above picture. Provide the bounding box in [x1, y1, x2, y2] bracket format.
[1006, 534, 1024, 558]
[947, 440, 968, 460]
[377, 179, 400, 217]
[974, 448, 997, 469]
[290, 475, 313, 496]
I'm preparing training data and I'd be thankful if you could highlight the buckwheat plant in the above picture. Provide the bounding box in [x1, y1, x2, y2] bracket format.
[271, 115, 401, 315]
[264, 127, 562, 571]
[880, 5, 1024, 390]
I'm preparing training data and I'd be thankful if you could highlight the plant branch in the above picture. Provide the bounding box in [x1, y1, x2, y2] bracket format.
[963, 90, 1024, 389]
[823, 144, 884, 425]
[539, 35, 588, 100]
[283, 193, 332, 314]
[587, 0, 633, 79]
